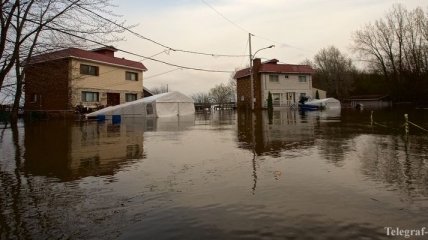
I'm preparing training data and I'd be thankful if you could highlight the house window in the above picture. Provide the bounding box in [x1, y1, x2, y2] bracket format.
[81, 91, 99, 102]
[269, 75, 279, 83]
[298, 75, 307, 83]
[284, 75, 289, 78]
[80, 64, 99, 76]
[126, 71, 138, 81]
[126, 93, 137, 102]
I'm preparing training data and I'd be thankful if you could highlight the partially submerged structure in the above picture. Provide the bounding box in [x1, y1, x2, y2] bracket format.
[344, 95, 391, 109]
[86, 91, 195, 118]
[234, 58, 315, 109]
[299, 98, 341, 111]
[24, 46, 147, 116]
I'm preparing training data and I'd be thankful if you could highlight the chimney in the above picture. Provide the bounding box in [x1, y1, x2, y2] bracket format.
[91, 46, 118, 57]
[253, 58, 261, 68]
[253, 58, 262, 74]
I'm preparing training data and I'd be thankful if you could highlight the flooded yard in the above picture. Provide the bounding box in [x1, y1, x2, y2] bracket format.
[1, 109, 428, 239]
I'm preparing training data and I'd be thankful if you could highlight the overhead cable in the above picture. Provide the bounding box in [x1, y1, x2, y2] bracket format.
[74, 2, 248, 58]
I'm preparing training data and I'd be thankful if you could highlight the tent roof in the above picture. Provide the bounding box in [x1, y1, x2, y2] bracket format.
[143, 91, 194, 103]
[85, 91, 194, 118]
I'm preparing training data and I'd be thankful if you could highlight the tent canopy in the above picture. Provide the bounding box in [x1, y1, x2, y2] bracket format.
[86, 91, 195, 118]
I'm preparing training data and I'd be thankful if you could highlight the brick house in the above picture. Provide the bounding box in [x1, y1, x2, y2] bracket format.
[24, 46, 147, 114]
[234, 58, 314, 110]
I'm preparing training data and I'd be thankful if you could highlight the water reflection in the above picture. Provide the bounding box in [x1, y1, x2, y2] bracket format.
[237, 110, 317, 157]
[1, 110, 428, 239]
[237, 109, 428, 200]
[23, 120, 145, 181]
[143, 115, 195, 132]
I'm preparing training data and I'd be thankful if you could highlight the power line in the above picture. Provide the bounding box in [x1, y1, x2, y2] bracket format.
[44, 25, 234, 73]
[145, 68, 183, 80]
[200, 0, 250, 34]
[200, 0, 309, 53]
[73, 1, 248, 58]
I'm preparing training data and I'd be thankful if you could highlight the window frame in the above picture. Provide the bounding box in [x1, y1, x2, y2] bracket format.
[81, 91, 99, 102]
[298, 75, 307, 83]
[269, 74, 279, 83]
[125, 71, 138, 81]
[80, 64, 99, 76]
[125, 93, 138, 102]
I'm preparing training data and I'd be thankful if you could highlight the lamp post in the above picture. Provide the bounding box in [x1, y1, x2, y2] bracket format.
[249, 35, 274, 110]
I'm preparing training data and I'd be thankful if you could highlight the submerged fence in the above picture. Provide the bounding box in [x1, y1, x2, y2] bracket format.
[370, 111, 428, 135]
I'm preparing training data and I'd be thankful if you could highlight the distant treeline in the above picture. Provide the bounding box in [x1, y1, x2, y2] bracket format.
[309, 4, 428, 103]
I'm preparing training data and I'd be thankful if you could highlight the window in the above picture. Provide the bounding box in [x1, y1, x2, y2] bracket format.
[126, 71, 138, 81]
[298, 75, 307, 83]
[269, 75, 279, 83]
[284, 75, 289, 78]
[272, 93, 281, 106]
[126, 93, 137, 102]
[81, 91, 99, 102]
[146, 103, 154, 115]
[80, 64, 99, 76]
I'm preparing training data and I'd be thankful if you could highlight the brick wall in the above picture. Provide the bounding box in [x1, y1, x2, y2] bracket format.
[236, 58, 263, 110]
[236, 76, 251, 110]
[24, 59, 71, 111]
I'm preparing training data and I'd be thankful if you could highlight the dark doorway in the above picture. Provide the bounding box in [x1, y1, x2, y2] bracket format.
[107, 93, 120, 106]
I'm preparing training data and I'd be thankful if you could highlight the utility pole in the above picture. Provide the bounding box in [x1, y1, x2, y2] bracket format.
[249, 33, 254, 111]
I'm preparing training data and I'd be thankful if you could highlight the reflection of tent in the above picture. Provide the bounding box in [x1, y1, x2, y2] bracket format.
[86, 91, 195, 118]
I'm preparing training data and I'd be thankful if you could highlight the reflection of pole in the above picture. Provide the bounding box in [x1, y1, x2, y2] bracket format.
[251, 112, 257, 194]
[404, 114, 409, 135]
[249, 33, 253, 111]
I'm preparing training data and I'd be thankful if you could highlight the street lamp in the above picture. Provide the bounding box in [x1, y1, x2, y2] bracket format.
[249, 44, 275, 110]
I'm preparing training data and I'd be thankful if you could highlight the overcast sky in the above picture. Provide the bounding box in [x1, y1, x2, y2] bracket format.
[112, 0, 426, 96]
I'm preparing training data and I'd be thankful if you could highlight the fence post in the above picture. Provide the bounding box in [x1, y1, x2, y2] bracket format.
[404, 114, 409, 135]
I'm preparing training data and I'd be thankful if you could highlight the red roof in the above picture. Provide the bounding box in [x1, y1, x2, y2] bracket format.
[27, 47, 147, 71]
[234, 59, 314, 79]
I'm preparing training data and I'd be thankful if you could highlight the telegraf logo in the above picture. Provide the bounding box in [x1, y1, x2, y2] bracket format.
[384, 227, 427, 238]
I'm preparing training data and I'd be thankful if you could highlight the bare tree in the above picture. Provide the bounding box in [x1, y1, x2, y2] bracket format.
[191, 92, 211, 104]
[150, 85, 168, 94]
[352, 4, 428, 101]
[1, 0, 127, 120]
[209, 83, 233, 107]
[313, 46, 355, 99]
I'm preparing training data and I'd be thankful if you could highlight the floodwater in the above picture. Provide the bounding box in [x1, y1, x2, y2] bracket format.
[1, 109, 428, 240]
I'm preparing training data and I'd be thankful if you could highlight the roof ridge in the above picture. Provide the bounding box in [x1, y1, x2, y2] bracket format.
[27, 47, 147, 71]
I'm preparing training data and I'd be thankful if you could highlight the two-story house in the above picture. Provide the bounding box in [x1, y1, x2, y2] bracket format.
[234, 59, 315, 110]
[24, 46, 147, 115]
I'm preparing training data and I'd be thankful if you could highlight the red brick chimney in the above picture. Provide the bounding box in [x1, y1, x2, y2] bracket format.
[91, 46, 117, 57]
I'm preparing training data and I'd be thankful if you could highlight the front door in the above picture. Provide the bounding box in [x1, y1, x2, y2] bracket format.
[107, 93, 120, 106]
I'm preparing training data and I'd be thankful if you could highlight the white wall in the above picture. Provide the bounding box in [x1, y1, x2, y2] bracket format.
[261, 73, 313, 107]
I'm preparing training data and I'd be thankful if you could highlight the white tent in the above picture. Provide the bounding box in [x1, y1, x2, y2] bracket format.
[304, 98, 341, 109]
[86, 91, 195, 118]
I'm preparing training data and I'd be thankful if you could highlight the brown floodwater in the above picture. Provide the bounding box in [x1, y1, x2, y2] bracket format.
[1, 109, 428, 239]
